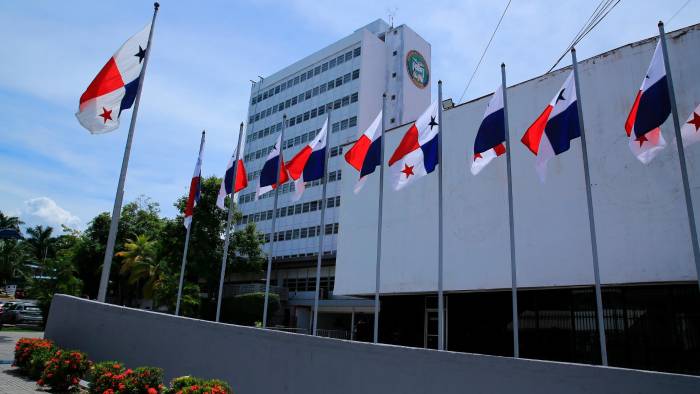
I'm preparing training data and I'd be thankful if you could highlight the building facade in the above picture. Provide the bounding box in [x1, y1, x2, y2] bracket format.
[333, 23, 700, 373]
[236, 19, 431, 336]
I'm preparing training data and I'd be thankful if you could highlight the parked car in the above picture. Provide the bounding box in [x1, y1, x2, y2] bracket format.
[0, 302, 44, 328]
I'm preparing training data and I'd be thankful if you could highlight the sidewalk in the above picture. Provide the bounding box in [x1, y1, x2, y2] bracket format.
[0, 330, 45, 394]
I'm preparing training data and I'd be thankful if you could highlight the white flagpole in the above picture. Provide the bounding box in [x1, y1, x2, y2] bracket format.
[313, 108, 332, 336]
[262, 115, 287, 328]
[373, 94, 387, 344]
[175, 130, 205, 316]
[501, 64, 519, 357]
[216, 122, 246, 322]
[97, 2, 160, 303]
[571, 48, 608, 365]
[437, 81, 445, 351]
[658, 22, 700, 292]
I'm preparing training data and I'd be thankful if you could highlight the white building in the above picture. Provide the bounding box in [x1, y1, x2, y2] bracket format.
[333, 23, 700, 372]
[237, 19, 431, 336]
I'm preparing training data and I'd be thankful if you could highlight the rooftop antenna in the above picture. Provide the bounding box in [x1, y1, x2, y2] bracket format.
[386, 7, 398, 29]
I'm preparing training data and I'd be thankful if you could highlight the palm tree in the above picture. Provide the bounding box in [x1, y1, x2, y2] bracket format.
[115, 235, 164, 298]
[25, 225, 54, 262]
[0, 239, 28, 285]
[0, 211, 24, 231]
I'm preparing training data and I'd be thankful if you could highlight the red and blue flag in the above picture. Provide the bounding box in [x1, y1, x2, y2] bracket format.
[345, 111, 383, 193]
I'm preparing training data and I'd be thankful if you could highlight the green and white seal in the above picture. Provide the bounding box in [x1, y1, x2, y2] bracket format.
[405, 50, 429, 89]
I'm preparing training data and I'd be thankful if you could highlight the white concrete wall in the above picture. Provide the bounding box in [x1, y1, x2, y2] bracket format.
[45, 295, 700, 394]
[335, 24, 700, 296]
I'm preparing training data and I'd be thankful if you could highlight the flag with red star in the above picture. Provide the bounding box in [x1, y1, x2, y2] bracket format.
[521, 72, 580, 182]
[472, 85, 506, 175]
[681, 104, 700, 148]
[76, 23, 151, 134]
[624, 41, 669, 164]
[388, 100, 439, 190]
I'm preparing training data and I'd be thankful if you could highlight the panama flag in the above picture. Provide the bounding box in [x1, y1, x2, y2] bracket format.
[345, 111, 382, 193]
[76, 24, 151, 134]
[388, 100, 439, 190]
[256, 136, 289, 198]
[681, 104, 700, 148]
[521, 72, 580, 182]
[184, 133, 205, 229]
[286, 119, 328, 201]
[216, 154, 248, 210]
[471, 86, 506, 175]
[624, 42, 670, 164]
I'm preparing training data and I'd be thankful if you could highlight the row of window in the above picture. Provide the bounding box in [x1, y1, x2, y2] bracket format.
[237, 196, 341, 226]
[257, 223, 340, 244]
[286, 92, 358, 128]
[249, 70, 359, 126]
[251, 46, 361, 106]
[284, 276, 335, 292]
[237, 170, 343, 204]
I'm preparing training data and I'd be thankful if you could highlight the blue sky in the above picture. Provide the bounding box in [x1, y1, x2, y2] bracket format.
[1, 0, 698, 231]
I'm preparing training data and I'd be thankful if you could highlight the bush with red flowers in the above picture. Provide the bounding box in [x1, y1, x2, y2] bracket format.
[168, 376, 232, 394]
[38, 349, 91, 392]
[13, 337, 56, 374]
[89, 361, 165, 394]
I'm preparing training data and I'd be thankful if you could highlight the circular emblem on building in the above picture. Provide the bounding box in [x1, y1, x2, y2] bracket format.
[405, 50, 429, 89]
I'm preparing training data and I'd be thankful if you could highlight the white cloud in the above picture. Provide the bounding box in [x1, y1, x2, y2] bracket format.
[20, 197, 82, 230]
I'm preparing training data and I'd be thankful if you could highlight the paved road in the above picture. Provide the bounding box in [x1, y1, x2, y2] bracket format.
[0, 330, 45, 394]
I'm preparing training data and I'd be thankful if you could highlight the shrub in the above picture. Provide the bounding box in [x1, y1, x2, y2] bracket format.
[168, 376, 232, 394]
[13, 337, 55, 373]
[89, 361, 165, 394]
[27, 345, 57, 380]
[132, 366, 165, 393]
[221, 292, 279, 326]
[38, 349, 91, 391]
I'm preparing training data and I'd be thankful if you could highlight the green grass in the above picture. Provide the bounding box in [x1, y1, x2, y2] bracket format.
[0, 326, 44, 332]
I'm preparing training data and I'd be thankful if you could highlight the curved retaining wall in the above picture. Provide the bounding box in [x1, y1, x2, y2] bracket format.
[45, 295, 700, 394]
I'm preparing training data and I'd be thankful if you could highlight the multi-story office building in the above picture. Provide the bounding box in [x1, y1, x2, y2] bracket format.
[334, 23, 700, 374]
[237, 19, 430, 335]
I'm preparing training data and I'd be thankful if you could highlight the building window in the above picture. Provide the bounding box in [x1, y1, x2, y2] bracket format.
[352, 70, 360, 80]
[392, 94, 396, 100]
[314, 66, 321, 75]
[300, 73, 306, 82]
[333, 100, 341, 109]
[336, 77, 343, 86]
[313, 87, 319, 96]
[392, 72, 396, 78]
[294, 76, 300, 85]
[336, 55, 344, 65]
[342, 96, 350, 107]
[329, 58, 336, 68]
[344, 73, 351, 83]
[307, 70, 313, 79]
[353, 47, 361, 57]
[349, 116, 357, 127]
[393, 50, 397, 56]
[322, 62, 328, 72]
[311, 108, 317, 118]
[345, 51, 352, 61]
[320, 84, 327, 94]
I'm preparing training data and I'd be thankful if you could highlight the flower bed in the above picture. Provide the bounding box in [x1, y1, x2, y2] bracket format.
[13, 337, 233, 393]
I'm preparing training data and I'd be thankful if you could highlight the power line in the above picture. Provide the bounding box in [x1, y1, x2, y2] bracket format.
[668, 0, 692, 24]
[547, 0, 621, 73]
[458, 0, 512, 103]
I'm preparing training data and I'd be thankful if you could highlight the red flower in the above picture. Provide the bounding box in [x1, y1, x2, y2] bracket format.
[37, 379, 44, 386]
[148, 388, 158, 394]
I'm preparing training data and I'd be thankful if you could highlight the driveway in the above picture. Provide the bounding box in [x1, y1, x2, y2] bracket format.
[0, 330, 45, 394]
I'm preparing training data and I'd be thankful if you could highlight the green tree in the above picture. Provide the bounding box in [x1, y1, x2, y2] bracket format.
[0, 238, 28, 285]
[0, 211, 24, 231]
[166, 176, 265, 311]
[25, 225, 54, 263]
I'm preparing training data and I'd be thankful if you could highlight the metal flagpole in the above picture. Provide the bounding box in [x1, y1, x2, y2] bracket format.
[216, 122, 246, 322]
[263, 115, 287, 328]
[313, 108, 332, 336]
[176, 130, 205, 316]
[373, 94, 387, 344]
[501, 64, 519, 358]
[571, 48, 608, 365]
[437, 81, 445, 351]
[97, 2, 160, 303]
[658, 22, 700, 292]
